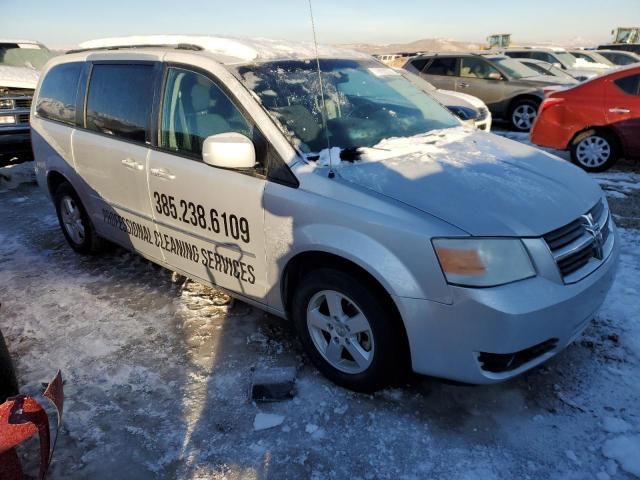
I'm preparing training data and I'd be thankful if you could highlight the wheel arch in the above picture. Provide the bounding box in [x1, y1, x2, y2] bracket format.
[46, 169, 71, 197]
[508, 93, 542, 114]
[281, 250, 412, 367]
[567, 125, 622, 151]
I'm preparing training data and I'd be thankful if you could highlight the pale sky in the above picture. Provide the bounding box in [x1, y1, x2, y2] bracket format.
[3, 0, 638, 49]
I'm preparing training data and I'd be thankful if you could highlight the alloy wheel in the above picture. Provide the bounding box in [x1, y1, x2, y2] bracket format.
[60, 195, 85, 245]
[512, 104, 537, 130]
[306, 290, 374, 374]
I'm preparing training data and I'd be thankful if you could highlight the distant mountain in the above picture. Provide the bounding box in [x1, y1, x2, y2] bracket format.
[339, 36, 607, 55]
[339, 38, 482, 55]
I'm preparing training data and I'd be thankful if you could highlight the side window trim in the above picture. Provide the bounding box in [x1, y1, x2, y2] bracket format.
[80, 62, 93, 129]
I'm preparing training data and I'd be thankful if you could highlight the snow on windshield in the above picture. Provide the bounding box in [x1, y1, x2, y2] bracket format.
[0, 44, 54, 70]
[314, 127, 475, 167]
[236, 59, 459, 157]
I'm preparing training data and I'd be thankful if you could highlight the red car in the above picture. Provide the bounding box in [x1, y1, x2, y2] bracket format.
[531, 64, 640, 172]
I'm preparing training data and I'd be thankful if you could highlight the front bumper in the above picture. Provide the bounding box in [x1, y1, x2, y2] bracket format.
[395, 230, 620, 384]
[0, 129, 32, 166]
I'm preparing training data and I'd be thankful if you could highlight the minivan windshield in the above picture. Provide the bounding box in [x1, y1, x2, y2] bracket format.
[489, 57, 539, 79]
[0, 43, 55, 70]
[236, 59, 459, 154]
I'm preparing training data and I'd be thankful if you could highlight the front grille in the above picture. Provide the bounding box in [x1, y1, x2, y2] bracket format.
[478, 339, 558, 373]
[543, 199, 611, 281]
[0, 94, 32, 128]
[14, 97, 32, 109]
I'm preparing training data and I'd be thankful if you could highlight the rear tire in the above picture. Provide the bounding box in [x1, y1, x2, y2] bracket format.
[509, 98, 540, 132]
[570, 129, 620, 172]
[0, 328, 19, 403]
[54, 183, 104, 254]
[291, 268, 404, 392]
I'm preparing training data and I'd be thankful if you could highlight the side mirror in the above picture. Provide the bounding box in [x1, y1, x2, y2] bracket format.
[553, 62, 563, 69]
[488, 72, 504, 81]
[202, 132, 256, 169]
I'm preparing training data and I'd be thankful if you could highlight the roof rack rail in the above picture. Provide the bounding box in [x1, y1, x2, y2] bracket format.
[66, 43, 203, 54]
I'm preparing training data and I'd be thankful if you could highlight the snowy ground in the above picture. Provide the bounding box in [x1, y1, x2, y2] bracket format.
[1, 149, 639, 479]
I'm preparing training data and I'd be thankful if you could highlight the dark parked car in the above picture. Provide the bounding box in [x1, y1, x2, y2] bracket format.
[404, 53, 572, 131]
[597, 43, 640, 56]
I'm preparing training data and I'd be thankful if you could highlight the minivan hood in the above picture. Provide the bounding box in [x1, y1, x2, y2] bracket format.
[334, 128, 602, 236]
[0, 66, 39, 89]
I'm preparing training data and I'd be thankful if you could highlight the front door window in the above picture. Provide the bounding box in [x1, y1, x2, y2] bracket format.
[160, 67, 252, 159]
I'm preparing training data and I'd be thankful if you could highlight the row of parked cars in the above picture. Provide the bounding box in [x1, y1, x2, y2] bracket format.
[1, 40, 639, 172]
[398, 46, 639, 171]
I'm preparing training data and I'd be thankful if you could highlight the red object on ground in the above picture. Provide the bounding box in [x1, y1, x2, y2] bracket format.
[530, 64, 640, 156]
[0, 371, 64, 480]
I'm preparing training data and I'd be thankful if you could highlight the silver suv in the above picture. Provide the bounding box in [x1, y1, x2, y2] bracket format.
[404, 53, 573, 131]
[31, 36, 619, 392]
[502, 47, 601, 81]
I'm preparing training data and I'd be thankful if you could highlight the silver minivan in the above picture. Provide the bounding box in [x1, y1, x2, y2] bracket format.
[31, 36, 619, 392]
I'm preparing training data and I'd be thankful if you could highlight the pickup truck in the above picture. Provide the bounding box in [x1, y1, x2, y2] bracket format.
[0, 40, 54, 167]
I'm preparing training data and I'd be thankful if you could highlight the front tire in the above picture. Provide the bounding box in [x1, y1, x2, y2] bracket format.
[509, 98, 540, 132]
[570, 129, 619, 172]
[54, 183, 104, 254]
[291, 268, 404, 392]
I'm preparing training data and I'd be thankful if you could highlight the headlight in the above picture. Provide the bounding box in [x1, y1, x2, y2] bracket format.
[447, 105, 478, 121]
[0, 115, 16, 125]
[432, 238, 535, 287]
[0, 99, 14, 109]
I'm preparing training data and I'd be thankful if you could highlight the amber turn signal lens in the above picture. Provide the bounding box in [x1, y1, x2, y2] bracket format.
[434, 246, 486, 276]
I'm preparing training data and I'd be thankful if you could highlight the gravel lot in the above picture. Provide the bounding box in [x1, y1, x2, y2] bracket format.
[1, 150, 639, 479]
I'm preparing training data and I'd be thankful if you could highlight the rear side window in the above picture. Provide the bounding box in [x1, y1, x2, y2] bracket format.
[614, 74, 640, 95]
[425, 58, 457, 76]
[36, 62, 82, 125]
[410, 59, 429, 72]
[86, 64, 155, 143]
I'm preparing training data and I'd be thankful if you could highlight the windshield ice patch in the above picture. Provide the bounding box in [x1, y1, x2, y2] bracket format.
[309, 126, 477, 168]
[368, 68, 402, 77]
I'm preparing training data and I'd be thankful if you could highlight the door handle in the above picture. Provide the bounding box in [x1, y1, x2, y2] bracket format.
[458, 82, 470, 88]
[150, 167, 176, 180]
[121, 158, 143, 171]
[609, 108, 630, 113]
